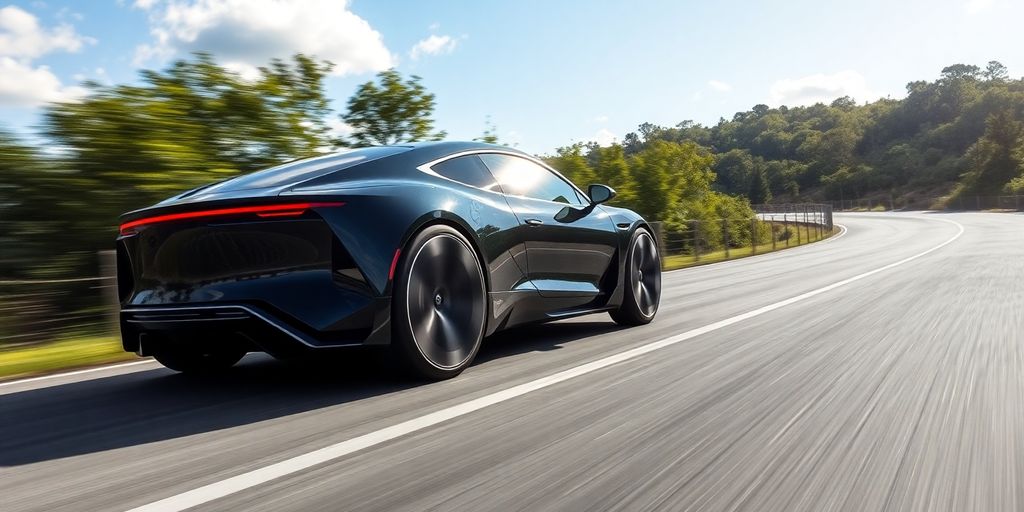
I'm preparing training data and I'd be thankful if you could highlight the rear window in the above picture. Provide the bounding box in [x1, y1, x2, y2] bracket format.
[200, 146, 406, 193]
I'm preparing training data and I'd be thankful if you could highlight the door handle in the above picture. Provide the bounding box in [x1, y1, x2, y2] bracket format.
[524, 218, 544, 226]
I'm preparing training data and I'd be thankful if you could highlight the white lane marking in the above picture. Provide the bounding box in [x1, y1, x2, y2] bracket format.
[0, 360, 156, 388]
[127, 216, 964, 512]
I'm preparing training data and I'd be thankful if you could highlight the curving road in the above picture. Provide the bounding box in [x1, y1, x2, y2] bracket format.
[3, 212, 1023, 512]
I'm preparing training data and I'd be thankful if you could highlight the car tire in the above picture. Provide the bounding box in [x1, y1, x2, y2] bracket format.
[610, 228, 661, 326]
[392, 225, 487, 380]
[151, 339, 247, 374]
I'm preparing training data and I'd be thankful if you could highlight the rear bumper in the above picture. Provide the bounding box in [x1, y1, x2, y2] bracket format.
[121, 302, 391, 357]
[115, 209, 393, 356]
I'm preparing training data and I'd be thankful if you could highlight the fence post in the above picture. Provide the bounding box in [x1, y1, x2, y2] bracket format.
[1017, 195, 1020, 211]
[650, 221, 667, 267]
[99, 250, 119, 338]
[693, 220, 700, 262]
[751, 217, 757, 255]
[795, 213, 802, 245]
[771, 220, 776, 251]
[784, 214, 789, 247]
[722, 219, 730, 258]
[976, 195, 981, 210]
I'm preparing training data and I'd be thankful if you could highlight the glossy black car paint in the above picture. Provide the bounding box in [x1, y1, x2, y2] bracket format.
[117, 141, 649, 358]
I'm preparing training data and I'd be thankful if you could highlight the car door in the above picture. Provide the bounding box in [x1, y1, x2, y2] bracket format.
[478, 153, 618, 302]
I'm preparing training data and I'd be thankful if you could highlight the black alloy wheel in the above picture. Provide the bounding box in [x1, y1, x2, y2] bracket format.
[393, 225, 487, 379]
[610, 228, 661, 325]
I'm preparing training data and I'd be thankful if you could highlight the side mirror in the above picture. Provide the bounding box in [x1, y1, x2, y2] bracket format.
[588, 184, 616, 205]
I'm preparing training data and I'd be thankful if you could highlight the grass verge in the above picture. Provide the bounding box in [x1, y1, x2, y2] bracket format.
[0, 336, 136, 382]
[663, 225, 838, 271]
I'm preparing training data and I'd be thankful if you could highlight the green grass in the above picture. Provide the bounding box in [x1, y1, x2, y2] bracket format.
[663, 225, 837, 271]
[0, 336, 137, 381]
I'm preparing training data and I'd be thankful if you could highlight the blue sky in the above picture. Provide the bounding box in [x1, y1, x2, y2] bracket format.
[1, 0, 1022, 154]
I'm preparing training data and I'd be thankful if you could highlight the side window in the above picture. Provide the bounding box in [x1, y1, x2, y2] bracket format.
[479, 154, 584, 205]
[431, 155, 498, 190]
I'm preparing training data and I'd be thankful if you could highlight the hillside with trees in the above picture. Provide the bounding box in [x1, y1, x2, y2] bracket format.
[600, 61, 1024, 208]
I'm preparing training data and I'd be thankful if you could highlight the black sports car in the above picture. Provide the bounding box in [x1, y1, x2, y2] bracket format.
[117, 141, 661, 379]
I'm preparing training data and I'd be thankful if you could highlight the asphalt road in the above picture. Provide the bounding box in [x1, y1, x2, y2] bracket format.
[3, 212, 1023, 512]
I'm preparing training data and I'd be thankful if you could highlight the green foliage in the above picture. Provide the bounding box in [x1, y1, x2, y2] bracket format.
[747, 165, 772, 204]
[625, 61, 1024, 201]
[588, 144, 637, 207]
[960, 111, 1024, 195]
[42, 52, 336, 232]
[341, 69, 445, 145]
[474, 115, 500, 144]
[546, 143, 597, 189]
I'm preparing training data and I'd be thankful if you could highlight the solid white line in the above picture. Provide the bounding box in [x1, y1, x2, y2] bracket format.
[127, 216, 964, 512]
[0, 359, 156, 388]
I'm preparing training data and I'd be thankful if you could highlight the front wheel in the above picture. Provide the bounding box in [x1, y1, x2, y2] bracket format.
[610, 228, 661, 326]
[392, 225, 487, 380]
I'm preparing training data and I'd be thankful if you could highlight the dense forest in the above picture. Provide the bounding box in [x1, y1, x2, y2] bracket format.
[557, 61, 1024, 210]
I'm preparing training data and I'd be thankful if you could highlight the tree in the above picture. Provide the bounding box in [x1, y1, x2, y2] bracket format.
[474, 115, 500, 144]
[941, 64, 981, 82]
[630, 140, 715, 222]
[983, 61, 1009, 82]
[341, 70, 445, 146]
[40, 52, 338, 263]
[546, 143, 597, 190]
[961, 111, 1024, 194]
[747, 165, 772, 204]
[589, 144, 637, 208]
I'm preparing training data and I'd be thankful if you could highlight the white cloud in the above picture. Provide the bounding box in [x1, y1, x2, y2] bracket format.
[132, 0, 394, 76]
[593, 128, 616, 147]
[708, 79, 732, 92]
[770, 70, 876, 106]
[409, 34, 457, 60]
[0, 6, 93, 107]
[0, 5, 94, 59]
[592, 115, 608, 123]
[0, 57, 86, 106]
[965, 0, 993, 14]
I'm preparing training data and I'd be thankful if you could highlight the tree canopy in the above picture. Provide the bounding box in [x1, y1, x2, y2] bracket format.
[340, 70, 445, 146]
[619, 61, 1024, 204]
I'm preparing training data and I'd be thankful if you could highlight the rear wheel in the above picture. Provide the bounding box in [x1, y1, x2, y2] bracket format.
[610, 228, 661, 326]
[151, 337, 247, 374]
[392, 225, 487, 380]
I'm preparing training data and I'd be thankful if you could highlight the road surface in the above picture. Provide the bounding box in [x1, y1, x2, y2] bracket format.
[3, 212, 1023, 512]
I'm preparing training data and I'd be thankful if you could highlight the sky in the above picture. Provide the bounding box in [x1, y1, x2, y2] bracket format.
[0, 0, 1022, 154]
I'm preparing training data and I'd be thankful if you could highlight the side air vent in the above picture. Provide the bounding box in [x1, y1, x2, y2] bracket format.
[332, 235, 368, 287]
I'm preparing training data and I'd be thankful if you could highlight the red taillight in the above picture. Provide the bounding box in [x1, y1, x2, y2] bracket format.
[119, 202, 344, 234]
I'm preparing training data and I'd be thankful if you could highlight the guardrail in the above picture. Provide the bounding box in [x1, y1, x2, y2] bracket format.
[654, 204, 834, 269]
[0, 204, 835, 347]
[831, 194, 1024, 212]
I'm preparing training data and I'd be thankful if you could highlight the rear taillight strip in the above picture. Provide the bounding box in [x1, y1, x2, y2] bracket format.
[119, 202, 344, 234]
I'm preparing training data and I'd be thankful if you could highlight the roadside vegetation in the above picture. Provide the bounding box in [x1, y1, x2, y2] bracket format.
[0, 337, 133, 381]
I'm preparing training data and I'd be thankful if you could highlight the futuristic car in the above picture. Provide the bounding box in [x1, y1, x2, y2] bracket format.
[117, 141, 662, 379]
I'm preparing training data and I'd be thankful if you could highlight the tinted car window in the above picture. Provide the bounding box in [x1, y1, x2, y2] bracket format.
[479, 154, 583, 205]
[432, 155, 498, 190]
